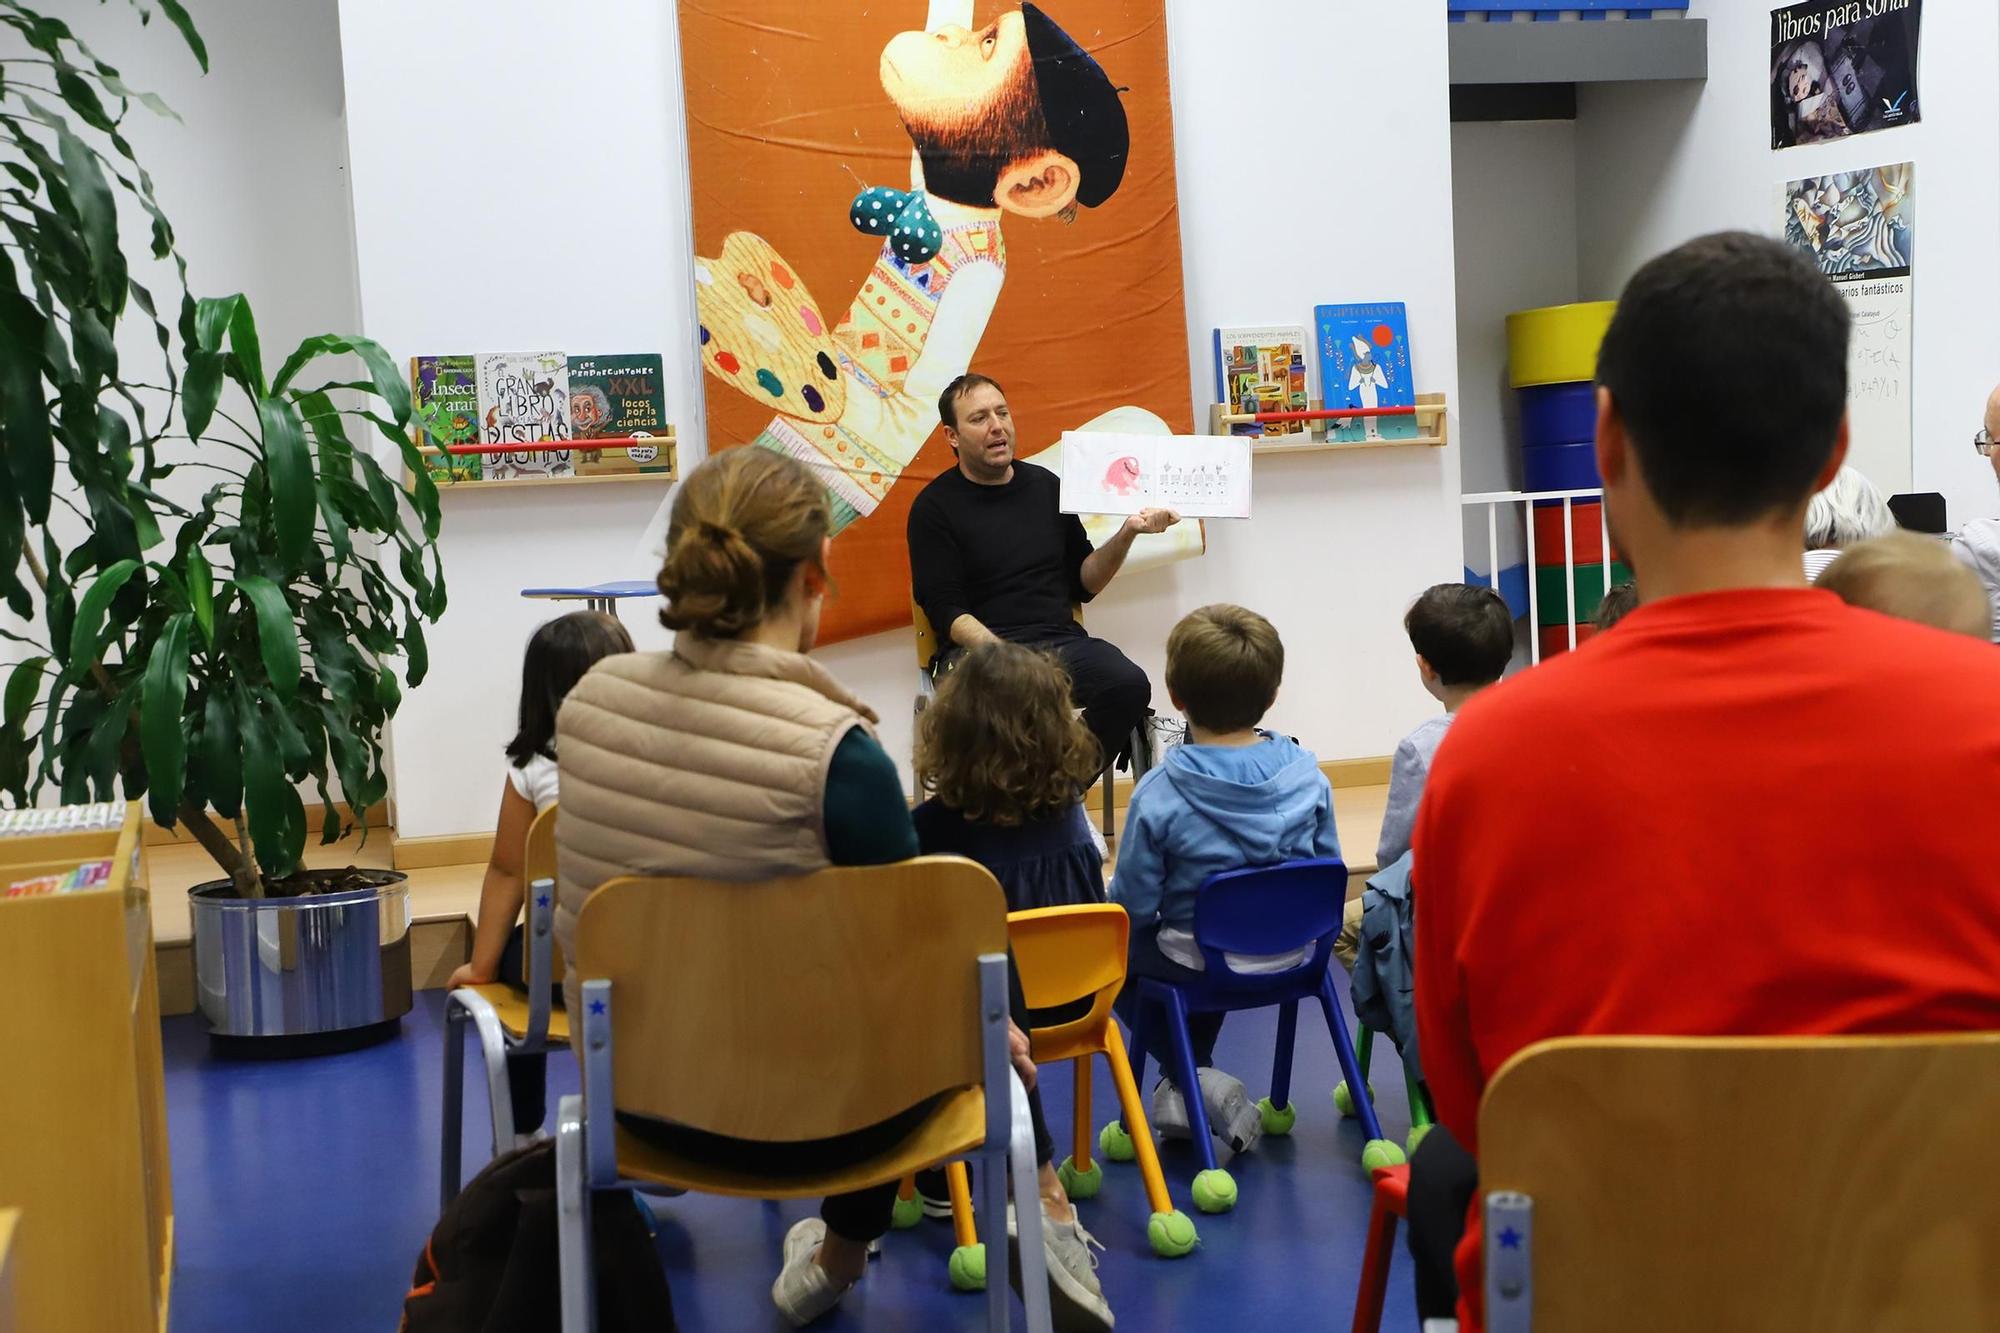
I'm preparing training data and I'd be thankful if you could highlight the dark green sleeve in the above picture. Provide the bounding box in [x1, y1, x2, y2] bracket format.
[823, 727, 919, 866]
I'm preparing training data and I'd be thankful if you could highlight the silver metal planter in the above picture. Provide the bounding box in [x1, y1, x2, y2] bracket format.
[189, 871, 413, 1039]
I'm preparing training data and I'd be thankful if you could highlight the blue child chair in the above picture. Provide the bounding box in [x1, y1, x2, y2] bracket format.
[1115, 858, 1405, 1213]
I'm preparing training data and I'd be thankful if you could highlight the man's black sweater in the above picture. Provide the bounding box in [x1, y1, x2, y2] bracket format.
[906, 462, 1094, 643]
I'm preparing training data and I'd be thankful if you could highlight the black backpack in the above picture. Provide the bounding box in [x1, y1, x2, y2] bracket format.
[401, 1140, 676, 1333]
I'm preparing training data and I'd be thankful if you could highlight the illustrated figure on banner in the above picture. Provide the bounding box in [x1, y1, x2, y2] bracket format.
[674, 1, 1204, 568]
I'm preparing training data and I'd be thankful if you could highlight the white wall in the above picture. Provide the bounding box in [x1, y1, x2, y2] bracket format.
[1575, 0, 2000, 524]
[340, 0, 1465, 839]
[1451, 119, 1580, 577]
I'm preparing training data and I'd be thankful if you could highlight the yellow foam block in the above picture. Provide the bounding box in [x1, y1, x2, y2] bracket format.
[1507, 301, 1617, 389]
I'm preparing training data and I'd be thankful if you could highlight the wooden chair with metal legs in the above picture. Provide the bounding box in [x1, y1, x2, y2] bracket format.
[552, 858, 1054, 1333]
[1478, 1033, 2000, 1332]
[441, 802, 566, 1205]
[910, 599, 1150, 842]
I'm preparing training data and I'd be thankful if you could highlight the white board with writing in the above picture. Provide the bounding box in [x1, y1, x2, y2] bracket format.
[1839, 277, 1913, 494]
[1058, 432, 1252, 520]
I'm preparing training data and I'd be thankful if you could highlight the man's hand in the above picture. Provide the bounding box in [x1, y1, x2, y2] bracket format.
[1123, 507, 1181, 538]
[1008, 1020, 1037, 1090]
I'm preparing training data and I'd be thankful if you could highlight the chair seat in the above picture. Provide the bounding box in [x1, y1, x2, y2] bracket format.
[462, 982, 570, 1044]
[610, 1085, 987, 1200]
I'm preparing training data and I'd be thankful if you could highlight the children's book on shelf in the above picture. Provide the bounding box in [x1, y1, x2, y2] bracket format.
[411, 355, 482, 483]
[567, 353, 674, 477]
[475, 351, 574, 481]
[1212, 325, 1311, 437]
[1314, 302, 1418, 443]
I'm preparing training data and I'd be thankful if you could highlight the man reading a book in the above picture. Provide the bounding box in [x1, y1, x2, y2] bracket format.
[908, 372, 1177, 769]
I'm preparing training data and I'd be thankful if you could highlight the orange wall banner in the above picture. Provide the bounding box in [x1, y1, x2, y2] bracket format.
[681, 0, 1194, 643]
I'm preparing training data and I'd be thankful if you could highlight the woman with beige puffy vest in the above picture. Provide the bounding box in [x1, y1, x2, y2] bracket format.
[554, 446, 920, 1323]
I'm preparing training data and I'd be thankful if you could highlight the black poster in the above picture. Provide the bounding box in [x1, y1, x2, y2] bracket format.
[1771, 1, 1922, 150]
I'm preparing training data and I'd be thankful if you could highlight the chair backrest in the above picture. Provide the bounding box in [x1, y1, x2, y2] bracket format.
[572, 856, 1008, 1142]
[1008, 904, 1128, 1042]
[1480, 1034, 2000, 1332]
[1190, 858, 1347, 976]
[525, 803, 557, 884]
[524, 804, 564, 988]
[911, 598, 939, 672]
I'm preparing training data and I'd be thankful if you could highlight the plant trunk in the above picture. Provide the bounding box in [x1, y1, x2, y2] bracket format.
[178, 801, 263, 898]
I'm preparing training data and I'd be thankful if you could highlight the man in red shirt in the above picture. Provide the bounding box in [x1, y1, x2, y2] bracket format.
[1409, 231, 2000, 1326]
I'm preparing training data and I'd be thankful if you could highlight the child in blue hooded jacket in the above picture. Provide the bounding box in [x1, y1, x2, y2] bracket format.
[1112, 604, 1341, 1156]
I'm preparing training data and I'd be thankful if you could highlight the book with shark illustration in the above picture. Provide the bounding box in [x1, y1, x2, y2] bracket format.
[1314, 303, 1417, 443]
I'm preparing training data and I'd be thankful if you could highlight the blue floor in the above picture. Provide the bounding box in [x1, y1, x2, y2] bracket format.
[163, 992, 1419, 1331]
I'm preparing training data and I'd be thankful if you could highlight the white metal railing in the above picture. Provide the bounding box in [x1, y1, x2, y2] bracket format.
[1462, 486, 1612, 664]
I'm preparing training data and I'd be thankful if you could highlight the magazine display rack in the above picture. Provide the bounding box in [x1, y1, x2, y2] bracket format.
[1208, 393, 1450, 455]
[0, 802, 171, 1332]
[417, 433, 680, 495]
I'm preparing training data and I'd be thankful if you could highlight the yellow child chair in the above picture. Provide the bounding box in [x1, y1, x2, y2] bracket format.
[440, 803, 566, 1204]
[552, 859, 1053, 1333]
[901, 904, 1199, 1291]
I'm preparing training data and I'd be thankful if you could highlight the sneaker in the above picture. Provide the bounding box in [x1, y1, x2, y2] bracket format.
[770, 1217, 848, 1327]
[915, 1165, 965, 1220]
[1198, 1067, 1263, 1155]
[1150, 1077, 1191, 1141]
[1008, 1202, 1115, 1332]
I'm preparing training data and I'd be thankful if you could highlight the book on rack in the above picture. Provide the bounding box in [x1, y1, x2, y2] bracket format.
[411, 355, 482, 483]
[567, 353, 674, 477]
[474, 351, 574, 481]
[1314, 302, 1418, 443]
[1212, 325, 1311, 438]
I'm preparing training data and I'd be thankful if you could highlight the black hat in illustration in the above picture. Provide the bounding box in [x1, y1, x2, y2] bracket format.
[1021, 3, 1130, 208]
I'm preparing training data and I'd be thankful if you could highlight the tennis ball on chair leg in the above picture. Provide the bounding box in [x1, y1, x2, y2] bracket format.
[948, 1243, 987, 1292]
[1099, 1120, 1137, 1162]
[1058, 1155, 1103, 1199]
[1191, 1168, 1238, 1213]
[1333, 1081, 1374, 1117]
[890, 1193, 923, 1229]
[1147, 1209, 1199, 1257]
[1407, 1122, 1433, 1156]
[1257, 1096, 1298, 1136]
[1362, 1138, 1407, 1172]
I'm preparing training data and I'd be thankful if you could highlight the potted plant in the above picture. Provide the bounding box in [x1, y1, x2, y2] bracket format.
[0, 4, 447, 1048]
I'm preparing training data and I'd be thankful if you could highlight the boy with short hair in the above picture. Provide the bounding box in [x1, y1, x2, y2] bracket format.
[1111, 604, 1339, 1156]
[1377, 584, 1515, 869]
[1335, 583, 1513, 970]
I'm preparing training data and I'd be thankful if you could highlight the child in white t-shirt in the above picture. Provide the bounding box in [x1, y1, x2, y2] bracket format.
[448, 611, 633, 1133]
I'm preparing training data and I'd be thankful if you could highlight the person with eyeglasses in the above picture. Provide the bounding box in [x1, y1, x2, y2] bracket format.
[1946, 384, 2000, 641]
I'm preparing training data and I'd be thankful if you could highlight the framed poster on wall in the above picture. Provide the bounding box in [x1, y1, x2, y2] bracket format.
[675, 1, 1198, 642]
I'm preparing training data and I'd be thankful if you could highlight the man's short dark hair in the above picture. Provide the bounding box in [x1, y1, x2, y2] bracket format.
[1596, 231, 1849, 528]
[939, 373, 1006, 431]
[1405, 584, 1513, 687]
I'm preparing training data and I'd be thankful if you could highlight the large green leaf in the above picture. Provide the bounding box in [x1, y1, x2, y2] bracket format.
[185, 544, 213, 646]
[193, 293, 239, 354]
[270, 333, 410, 423]
[256, 396, 312, 567]
[146, 0, 210, 72]
[232, 575, 301, 699]
[64, 558, 141, 678]
[140, 612, 192, 824]
[182, 347, 222, 439]
[56, 128, 126, 312]
[0, 292, 53, 525]
[228, 295, 263, 398]
[202, 689, 241, 819]
[240, 697, 304, 878]
[4, 656, 47, 729]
